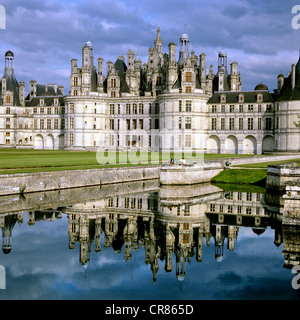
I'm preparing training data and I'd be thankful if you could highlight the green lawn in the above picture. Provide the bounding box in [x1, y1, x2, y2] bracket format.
[0, 148, 275, 175]
[211, 168, 267, 185]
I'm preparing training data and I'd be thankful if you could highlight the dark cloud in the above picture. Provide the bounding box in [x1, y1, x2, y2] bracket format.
[0, 0, 298, 92]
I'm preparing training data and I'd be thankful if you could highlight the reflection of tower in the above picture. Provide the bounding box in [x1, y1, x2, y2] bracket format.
[144, 217, 160, 283]
[123, 216, 138, 262]
[68, 213, 79, 249]
[227, 226, 238, 251]
[196, 226, 204, 262]
[214, 225, 225, 263]
[0, 215, 17, 254]
[151, 246, 161, 284]
[175, 249, 186, 283]
[165, 224, 175, 272]
[79, 215, 91, 270]
[95, 217, 102, 252]
[104, 213, 118, 248]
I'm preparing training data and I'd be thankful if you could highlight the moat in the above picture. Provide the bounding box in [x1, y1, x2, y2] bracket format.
[0, 180, 299, 300]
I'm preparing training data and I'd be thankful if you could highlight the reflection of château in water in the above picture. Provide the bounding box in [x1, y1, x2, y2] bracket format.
[62, 183, 300, 281]
[0, 210, 62, 254]
[0, 182, 299, 282]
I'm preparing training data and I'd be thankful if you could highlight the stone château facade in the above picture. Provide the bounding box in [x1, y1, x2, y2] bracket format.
[1, 27, 300, 154]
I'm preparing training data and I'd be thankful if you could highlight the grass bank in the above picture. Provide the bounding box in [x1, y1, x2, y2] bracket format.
[211, 168, 267, 186]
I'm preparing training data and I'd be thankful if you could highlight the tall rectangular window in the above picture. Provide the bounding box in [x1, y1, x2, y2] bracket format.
[111, 78, 116, 88]
[212, 118, 217, 130]
[133, 104, 137, 114]
[258, 118, 262, 130]
[221, 118, 225, 130]
[185, 117, 191, 129]
[54, 119, 59, 130]
[229, 118, 235, 130]
[110, 104, 114, 115]
[248, 118, 253, 130]
[186, 101, 192, 112]
[239, 118, 243, 130]
[139, 119, 143, 129]
[139, 103, 144, 114]
[69, 134, 73, 146]
[266, 117, 272, 130]
[185, 72, 192, 82]
[69, 118, 74, 129]
[47, 119, 52, 130]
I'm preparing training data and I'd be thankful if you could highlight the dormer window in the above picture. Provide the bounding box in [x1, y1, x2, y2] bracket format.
[40, 99, 44, 106]
[257, 94, 263, 102]
[239, 94, 244, 103]
[220, 94, 226, 103]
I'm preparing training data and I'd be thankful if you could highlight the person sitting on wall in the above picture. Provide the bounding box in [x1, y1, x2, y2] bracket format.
[170, 158, 174, 164]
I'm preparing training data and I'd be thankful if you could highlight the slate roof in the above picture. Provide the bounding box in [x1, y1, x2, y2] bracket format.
[114, 58, 130, 93]
[208, 90, 274, 104]
[276, 57, 300, 102]
[25, 96, 65, 107]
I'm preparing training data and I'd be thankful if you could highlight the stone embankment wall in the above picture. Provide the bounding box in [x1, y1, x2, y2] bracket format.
[0, 166, 160, 196]
[222, 154, 300, 166]
[1, 154, 300, 196]
[283, 182, 300, 226]
[266, 162, 300, 192]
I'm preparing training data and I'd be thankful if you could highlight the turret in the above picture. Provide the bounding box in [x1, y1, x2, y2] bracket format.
[178, 30, 190, 66]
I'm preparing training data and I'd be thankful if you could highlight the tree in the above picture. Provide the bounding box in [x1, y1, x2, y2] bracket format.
[294, 115, 300, 128]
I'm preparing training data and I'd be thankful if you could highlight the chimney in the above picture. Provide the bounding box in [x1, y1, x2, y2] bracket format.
[291, 64, 296, 89]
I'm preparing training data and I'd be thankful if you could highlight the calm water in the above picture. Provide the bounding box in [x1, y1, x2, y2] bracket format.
[0, 181, 299, 300]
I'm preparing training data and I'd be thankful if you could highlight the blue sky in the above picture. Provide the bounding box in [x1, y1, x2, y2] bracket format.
[1, 0, 300, 94]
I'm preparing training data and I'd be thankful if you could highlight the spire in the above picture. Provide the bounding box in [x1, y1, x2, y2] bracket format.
[154, 26, 162, 53]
